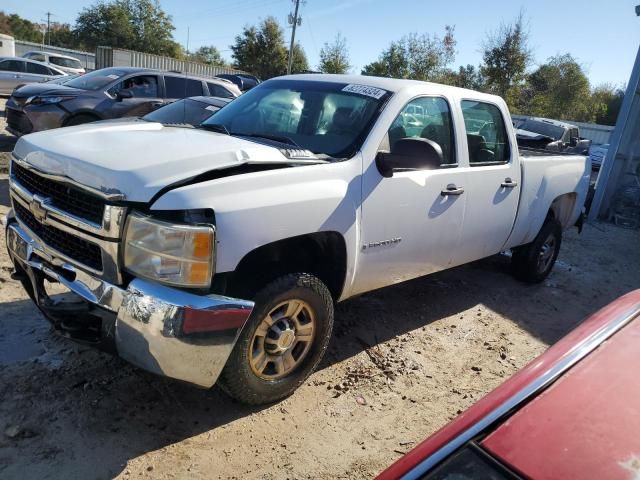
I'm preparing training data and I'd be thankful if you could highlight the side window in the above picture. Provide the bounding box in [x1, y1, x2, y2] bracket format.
[0, 60, 24, 72]
[26, 62, 51, 75]
[387, 97, 455, 165]
[461, 100, 510, 165]
[165, 76, 203, 98]
[207, 82, 234, 99]
[119, 75, 159, 98]
[29, 53, 46, 62]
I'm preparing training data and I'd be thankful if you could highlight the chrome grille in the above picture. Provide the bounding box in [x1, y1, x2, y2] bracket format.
[12, 161, 105, 224]
[13, 201, 103, 271]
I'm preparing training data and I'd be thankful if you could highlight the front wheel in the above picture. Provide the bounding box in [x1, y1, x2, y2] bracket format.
[218, 273, 334, 405]
[512, 216, 562, 283]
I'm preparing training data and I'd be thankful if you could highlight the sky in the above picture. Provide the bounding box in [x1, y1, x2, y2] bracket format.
[3, 0, 639, 86]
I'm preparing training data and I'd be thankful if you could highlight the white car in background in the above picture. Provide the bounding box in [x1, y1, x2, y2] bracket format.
[589, 143, 609, 170]
[22, 51, 86, 75]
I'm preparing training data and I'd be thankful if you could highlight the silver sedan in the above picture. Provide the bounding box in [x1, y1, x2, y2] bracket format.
[0, 56, 67, 95]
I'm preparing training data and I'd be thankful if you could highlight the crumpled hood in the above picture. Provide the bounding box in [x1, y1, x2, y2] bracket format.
[12, 82, 87, 98]
[13, 121, 310, 202]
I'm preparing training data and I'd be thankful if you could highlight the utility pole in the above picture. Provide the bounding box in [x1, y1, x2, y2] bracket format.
[45, 11, 52, 46]
[287, 0, 302, 74]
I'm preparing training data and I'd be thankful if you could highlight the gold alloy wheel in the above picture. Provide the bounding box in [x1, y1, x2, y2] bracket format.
[537, 233, 557, 273]
[248, 299, 316, 380]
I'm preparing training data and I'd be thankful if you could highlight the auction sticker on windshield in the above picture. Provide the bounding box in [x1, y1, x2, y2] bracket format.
[342, 84, 387, 99]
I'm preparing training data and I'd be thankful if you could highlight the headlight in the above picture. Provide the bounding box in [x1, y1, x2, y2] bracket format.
[124, 212, 215, 288]
[28, 95, 75, 105]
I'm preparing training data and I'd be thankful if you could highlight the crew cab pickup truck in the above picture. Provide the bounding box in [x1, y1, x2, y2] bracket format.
[5, 75, 591, 405]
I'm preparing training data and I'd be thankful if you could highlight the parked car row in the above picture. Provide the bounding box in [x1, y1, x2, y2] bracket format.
[4, 67, 241, 136]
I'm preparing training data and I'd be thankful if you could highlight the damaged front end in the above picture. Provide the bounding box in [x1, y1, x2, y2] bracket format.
[6, 219, 253, 388]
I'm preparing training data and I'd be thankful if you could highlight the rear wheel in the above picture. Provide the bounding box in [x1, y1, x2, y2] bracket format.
[512, 216, 562, 283]
[64, 114, 99, 127]
[219, 273, 334, 405]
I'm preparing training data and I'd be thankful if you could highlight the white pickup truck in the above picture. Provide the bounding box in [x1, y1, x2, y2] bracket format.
[5, 75, 590, 404]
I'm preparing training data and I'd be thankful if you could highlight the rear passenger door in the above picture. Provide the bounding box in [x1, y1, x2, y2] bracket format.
[25, 61, 55, 82]
[454, 99, 521, 265]
[164, 76, 205, 102]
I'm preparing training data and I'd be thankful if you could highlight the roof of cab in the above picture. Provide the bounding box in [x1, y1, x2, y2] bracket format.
[277, 73, 501, 100]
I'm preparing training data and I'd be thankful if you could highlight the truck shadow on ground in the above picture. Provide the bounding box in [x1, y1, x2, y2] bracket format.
[0, 247, 632, 478]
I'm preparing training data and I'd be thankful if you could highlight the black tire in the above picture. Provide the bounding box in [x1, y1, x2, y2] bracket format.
[219, 273, 334, 405]
[512, 216, 562, 283]
[64, 114, 99, 127]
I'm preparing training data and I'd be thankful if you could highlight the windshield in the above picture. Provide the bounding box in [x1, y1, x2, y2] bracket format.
[65, 68, 127, 91]
[203, 79, 390, 158]
[518, 119, 565, 140]
[50, 56, 83, 69]
[143, 98, 222, 126]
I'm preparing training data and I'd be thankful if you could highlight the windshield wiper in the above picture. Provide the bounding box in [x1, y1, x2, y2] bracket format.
[236, 133, 301, 148]
[199, 123, 230, 135]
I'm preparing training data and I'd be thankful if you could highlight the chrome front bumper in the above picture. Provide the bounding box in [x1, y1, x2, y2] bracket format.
[6, 220, 254, 388]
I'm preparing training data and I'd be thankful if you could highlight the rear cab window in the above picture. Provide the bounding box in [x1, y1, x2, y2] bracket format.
[461, 100, 510, 165]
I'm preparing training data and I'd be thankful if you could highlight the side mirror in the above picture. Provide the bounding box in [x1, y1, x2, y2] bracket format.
[376, 138, 443, 178]
[569, 136, 578, 147]
[116, 89, 133, 101]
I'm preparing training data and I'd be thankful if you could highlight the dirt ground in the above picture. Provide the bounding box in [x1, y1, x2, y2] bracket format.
[0, 98, 639, 480]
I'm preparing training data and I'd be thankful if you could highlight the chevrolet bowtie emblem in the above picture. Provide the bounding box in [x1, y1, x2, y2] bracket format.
[29, 195, 50, 224]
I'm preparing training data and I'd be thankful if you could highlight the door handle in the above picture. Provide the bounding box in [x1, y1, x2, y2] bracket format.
[501, 177, 518, 188]
[441, 184, 464, 196]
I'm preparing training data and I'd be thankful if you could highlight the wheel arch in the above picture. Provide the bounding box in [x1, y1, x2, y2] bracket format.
[549, 192, 578, 229]
[224, 231, 348, 302]
[62, 111, 102, 126]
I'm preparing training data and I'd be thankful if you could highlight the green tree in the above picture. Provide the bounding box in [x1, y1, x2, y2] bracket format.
[50, 22, 77, 49]
[318, 33, 351, 74]
[75, 0, 180, 56]
[361, 26, 456, 80]
[441, 64, 484, 90]
[525, 54, 592, 121]
[590, 84, 624, 126]
[290, 42, 309, 73]
[0, 11, 42, 43]
[480, 12, 532, 99]
[231, 16, 308, 78]
[75, 1, 135, 50]
[188, 45, 225, 66]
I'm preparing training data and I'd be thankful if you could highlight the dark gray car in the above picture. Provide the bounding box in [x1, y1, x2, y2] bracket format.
[5, 67, 241, 136]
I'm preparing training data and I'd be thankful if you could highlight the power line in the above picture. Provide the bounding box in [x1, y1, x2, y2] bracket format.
[287, 0, 303, 74]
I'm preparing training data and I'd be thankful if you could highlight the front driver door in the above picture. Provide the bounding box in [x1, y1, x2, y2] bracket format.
[107, 74, 163, 118]
[351, 96, 468, 296]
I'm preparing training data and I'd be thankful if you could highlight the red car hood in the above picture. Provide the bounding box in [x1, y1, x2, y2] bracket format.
[377, 290, 640, 480]
[482, 312, 640, 479]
